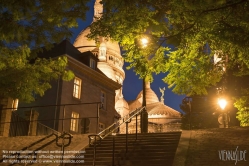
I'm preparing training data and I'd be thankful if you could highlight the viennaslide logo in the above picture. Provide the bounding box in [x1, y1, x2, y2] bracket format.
[218, 146, 247, 165]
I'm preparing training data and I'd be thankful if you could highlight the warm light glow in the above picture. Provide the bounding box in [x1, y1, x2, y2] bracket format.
[218, 98, 227, 110]
[141, 38, 148, 47]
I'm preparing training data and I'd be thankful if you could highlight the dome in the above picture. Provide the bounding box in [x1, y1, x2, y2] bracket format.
[115, 97, 129, 110]
[97, 62, 116, 81]
[73, 27, 121, 56]
[136, 83, 159, 104]
[148, 102, 181, 117]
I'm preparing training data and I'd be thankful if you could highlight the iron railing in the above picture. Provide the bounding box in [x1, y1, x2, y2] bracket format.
[8, 111, 29, 137]
[88, 106, 145, 166]
[0, 102, 101, 137]
[36, 122, 61, 136]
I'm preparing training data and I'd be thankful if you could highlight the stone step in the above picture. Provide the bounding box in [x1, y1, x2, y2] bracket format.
[85, 147, 179, 152]
[82, 152, 175, 158]
[69, 132, 182, 166]
[103, 133, 181, 139]
[100, 138, 180, 143]
[82, 158, 175, 166]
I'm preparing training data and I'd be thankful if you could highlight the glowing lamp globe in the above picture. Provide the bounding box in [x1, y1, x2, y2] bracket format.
[218, 99, 227, 110]
[141, 38, 148, 47]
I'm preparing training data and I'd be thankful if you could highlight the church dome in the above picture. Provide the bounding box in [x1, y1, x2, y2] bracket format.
[148, 102, 181, 117]
[73, 27, 121, 56]
[136, 83, 159, 104]
[115, 97, 129, 110]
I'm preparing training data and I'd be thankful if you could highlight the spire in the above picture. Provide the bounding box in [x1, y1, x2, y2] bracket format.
[94, 0, 103, 21]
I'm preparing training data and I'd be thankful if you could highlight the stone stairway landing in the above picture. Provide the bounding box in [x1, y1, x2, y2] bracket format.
[76, 132, 182, 166]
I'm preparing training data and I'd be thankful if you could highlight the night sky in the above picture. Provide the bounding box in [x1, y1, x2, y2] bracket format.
[70, 0, 185, 113]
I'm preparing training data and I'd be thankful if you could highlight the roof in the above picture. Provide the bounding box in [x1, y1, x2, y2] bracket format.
[147, 102, 181, 117]
[36, 39, 81, 59]
[73, 27, 121, 56]
[35, 40, 121, 90]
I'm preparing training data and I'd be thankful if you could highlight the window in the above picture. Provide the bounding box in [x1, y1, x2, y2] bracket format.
[99, 123, 105, 132]
[70, 112, 79, 132]
[90, 58, 96, 69]
[99, 47, 106, 57]
[73, 77, 81, 99]
[100, 91, 106, 110]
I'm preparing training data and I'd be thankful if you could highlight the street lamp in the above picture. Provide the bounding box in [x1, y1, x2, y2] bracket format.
[218, 99, 227, 110]
[141, 38, 148, 47]
[112, 132, 116, 166]
[218, 98, 228, 128]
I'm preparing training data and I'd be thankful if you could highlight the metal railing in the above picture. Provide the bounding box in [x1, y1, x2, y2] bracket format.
[0, 132, 73, 164]
[8, 111, 29, 137]
[0, 102, 101, 137]
[88, 106, 145, 166]
[6, 111, 61, 137]
[36, 122, 61, 136]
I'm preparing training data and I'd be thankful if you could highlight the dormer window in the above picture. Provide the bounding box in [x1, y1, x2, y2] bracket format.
[90, 58, 96, 69]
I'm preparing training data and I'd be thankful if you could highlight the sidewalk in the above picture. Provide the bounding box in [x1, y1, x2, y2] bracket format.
[174, 127, 249, 166]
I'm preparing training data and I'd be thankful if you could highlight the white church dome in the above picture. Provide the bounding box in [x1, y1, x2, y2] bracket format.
[115, 97, 129, 110]
[136, 82, 159, 104]
[74, 27, 121, 56]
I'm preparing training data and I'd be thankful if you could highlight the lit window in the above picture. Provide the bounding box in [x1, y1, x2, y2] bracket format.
[70, 112, 79, 132]
[90, 58, 96, 69]
[101, 91, 106, 110]
[73, 77, 81, 99]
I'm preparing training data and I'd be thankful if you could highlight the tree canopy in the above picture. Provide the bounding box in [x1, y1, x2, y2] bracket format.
[88, 0, 249, 125]
[89, 0, 249, 95]
[0, 0, 90, 102]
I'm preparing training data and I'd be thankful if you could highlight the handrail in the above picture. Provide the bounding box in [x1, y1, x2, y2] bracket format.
[36, 121, 61, 136]
[101, 106, 144, 139]
[88, 106, 145, 166]
[0, 133, 57, 163]
[98, 107, 144, 139]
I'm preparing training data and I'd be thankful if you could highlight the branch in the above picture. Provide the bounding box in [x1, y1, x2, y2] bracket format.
[201, 0, 248, 14]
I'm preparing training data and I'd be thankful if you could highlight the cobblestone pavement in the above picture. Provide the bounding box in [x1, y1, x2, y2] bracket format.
[185, 126, 249, 166]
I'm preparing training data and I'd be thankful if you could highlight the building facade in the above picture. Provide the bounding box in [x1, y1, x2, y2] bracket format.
[10, 0, 181, 136]
[17, 40, 121, 134]
[72, 0, 181, 133]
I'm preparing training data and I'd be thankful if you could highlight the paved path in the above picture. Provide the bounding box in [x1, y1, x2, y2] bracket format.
[175, 126, 249, 166]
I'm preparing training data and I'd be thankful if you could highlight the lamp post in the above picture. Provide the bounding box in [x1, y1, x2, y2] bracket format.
[112, 132, 116, 166]
[140, 38, 148, 133]
[218, 98, 228, 128]
[141, 79, 148, 133]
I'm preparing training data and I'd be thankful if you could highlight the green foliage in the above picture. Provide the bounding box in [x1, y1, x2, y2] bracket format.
[88, 0, 249, 125]
[234, 95, 249, 127]
[89, 0, 249, 95]
[0, 0, 90, 102]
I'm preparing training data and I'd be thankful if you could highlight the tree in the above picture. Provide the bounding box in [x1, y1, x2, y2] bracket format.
[234, 96, 249, 126]
[88, 0, 249, 125]
[0, 0, 90, 102]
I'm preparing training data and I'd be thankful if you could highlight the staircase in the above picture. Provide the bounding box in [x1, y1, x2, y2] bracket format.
[77, 132, 181, 166]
